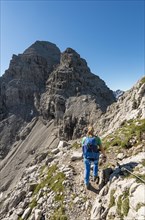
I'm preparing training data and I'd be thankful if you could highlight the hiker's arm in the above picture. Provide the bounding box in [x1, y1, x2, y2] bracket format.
[100, 144, 107, 158]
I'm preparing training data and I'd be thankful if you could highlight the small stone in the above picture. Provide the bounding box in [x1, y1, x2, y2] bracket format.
[34, 209, 42, 220]
[117, 153, 124, 160]
[21, 207, 31, 219]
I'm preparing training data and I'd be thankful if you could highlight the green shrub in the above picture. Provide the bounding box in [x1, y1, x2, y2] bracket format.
[50, 205, 67, 220]
[140, 76, 145, 86]
[109, 189, 116, 208]
[72, 142, 81, 149]
[117, 195, 122, 216]
[31, 164, 67, 219]
[102, 119, 145, 150]
[117, 190, 130, 218]
[29, 198, 37, 209]
[122, 198, 129, 216]
[33, 164, 65, 198]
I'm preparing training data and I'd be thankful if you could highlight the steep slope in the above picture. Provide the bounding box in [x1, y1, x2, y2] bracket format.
[0, 41, 61, 159]
[0, 118, 59, 194]
[96, 77, 145, 135]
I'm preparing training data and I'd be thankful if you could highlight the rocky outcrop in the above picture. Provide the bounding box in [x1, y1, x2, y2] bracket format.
[39, 48, 115, 139]
[0, 115, 25, 159]
[113, 89, 124, 99]
[91, 152, 145, 220]
[97, 77, 145, 135]
[0, 41, 61, 158]
[1, 41, 61, 119]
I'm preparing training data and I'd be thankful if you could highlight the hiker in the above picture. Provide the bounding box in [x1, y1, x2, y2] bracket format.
[82, 126, 107, 189]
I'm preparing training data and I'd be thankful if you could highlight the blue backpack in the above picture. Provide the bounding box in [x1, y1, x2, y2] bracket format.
[82, 136, 99, 160]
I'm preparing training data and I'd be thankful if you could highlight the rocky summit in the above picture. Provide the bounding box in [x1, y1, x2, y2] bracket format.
[0, 41, 145, 220]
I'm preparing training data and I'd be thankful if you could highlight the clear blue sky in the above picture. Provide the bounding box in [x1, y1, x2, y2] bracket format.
[0, 0, 144, 91]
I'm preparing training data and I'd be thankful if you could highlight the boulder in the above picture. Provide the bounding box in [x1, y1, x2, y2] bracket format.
[71, 151, 82, 161]
[21, 207, 31, 220]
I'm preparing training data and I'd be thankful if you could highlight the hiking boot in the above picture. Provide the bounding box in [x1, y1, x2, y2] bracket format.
[93, 176, 100, 184]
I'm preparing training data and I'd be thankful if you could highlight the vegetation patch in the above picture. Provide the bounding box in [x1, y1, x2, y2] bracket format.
[141, 159, 145, 167]
[117, 189, 130, 218]
[71, 141, 81, 149]
[109, 189, 116, 208]
[102, 119, 145, 150]
[122, 197, 129, 216]
[117, 195, 122, 216]
[108, 214, 116, 220]
[140, 76, 145, 87]
[33, 164, 65, 196]
[29, 198, 37, 209]
[136, 203, 145, 211]
[49, 205, 67, 220]
[31, 164, 66, 218]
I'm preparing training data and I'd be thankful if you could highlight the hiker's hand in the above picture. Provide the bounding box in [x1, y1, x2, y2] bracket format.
[102, 155, 107, 163]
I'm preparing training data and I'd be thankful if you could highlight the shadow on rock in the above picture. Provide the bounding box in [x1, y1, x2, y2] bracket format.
[109, 161, 139, 181]
[88, 183, 100, 194]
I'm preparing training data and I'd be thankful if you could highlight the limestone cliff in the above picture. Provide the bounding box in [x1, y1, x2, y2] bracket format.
[0, 41, 115, 159]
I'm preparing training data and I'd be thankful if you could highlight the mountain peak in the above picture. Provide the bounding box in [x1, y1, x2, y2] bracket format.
[23, 40, 60, 61]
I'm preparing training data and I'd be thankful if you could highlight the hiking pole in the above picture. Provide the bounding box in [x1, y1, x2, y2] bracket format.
[117, 162, 145, 184]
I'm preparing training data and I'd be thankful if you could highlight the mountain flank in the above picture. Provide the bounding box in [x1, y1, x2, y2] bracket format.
[0, 41, 145, 220]
[0, 41, 115, 159]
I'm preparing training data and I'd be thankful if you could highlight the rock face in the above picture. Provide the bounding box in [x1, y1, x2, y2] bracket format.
[0, 41, 60, 158]
[113, 89, 124, 99]
[91, 152, 145, 220]
[0, 41, 115, 158]
[98, 77, 145, 135]
[39, 48, 115, 139]
[1, 41, 60, 119]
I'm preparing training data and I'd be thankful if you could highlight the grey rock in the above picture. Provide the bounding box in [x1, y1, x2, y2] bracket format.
[34, 209, 42, 220]
[57, 140, 68, 148]
[51, 148, 60, 154]
[28, 183, 38, 192]
[9, 191, 26, 209]
[9, 213, 19, 220]
[21, 207, 31, 220]
[16, 208, 24, 216]
[117, 153, 125, 160]
[71, 151, 82, 161]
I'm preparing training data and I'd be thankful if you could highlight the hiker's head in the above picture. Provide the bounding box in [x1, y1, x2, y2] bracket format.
[87, 126, 94, 136]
